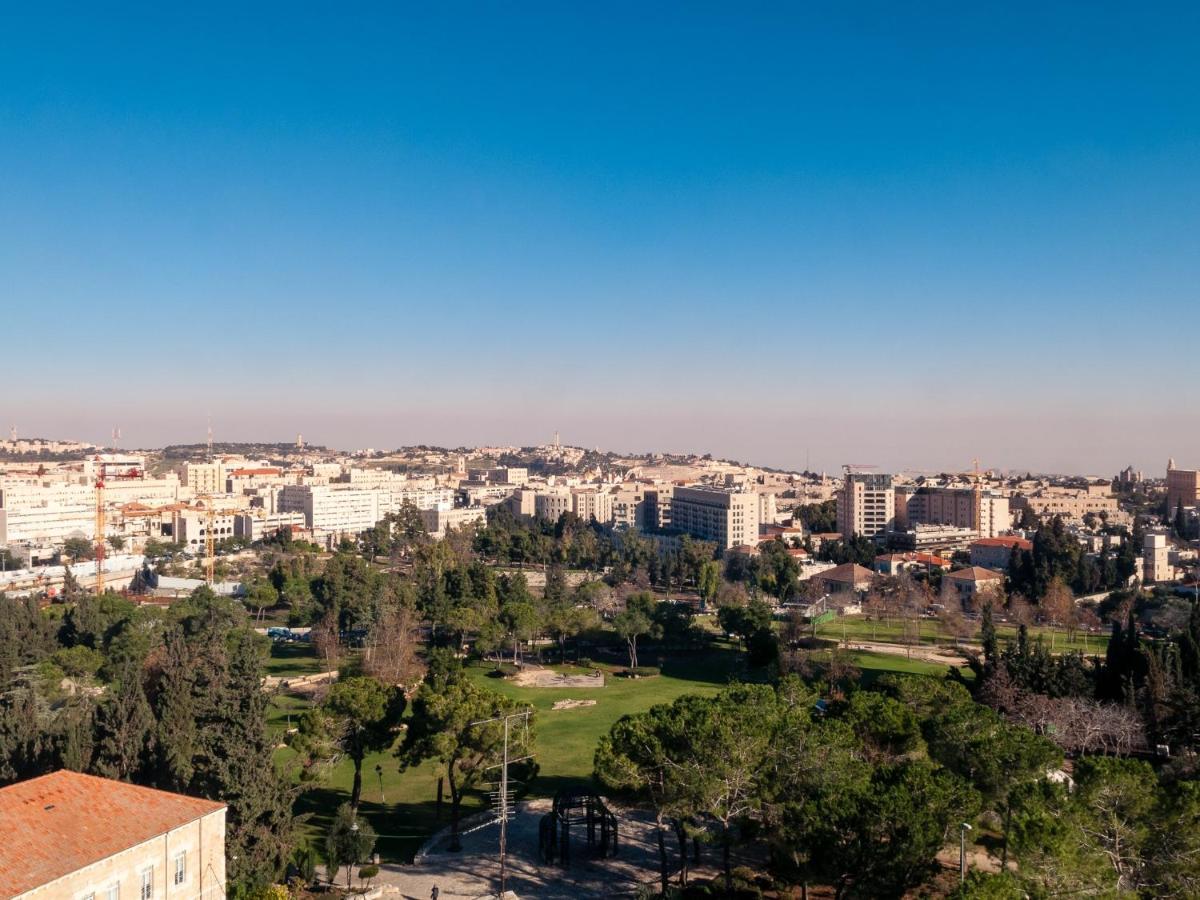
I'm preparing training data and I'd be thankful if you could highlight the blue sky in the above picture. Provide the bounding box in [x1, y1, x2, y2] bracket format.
[1, 3, 1197, 473]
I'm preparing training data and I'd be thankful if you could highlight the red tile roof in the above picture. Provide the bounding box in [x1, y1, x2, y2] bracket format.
[972, 537, 1032, 551]
[0, 770, 224, 896]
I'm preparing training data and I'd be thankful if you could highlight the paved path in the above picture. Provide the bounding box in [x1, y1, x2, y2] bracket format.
[363, 798, 673, 899]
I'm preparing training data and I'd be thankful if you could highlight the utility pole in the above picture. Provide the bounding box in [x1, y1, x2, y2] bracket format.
[470, 709, 533, 898]
[960, 821, 972, 883]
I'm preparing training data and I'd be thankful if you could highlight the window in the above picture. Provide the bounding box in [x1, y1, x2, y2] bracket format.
[173, 852, 186, 886]
[105, 884, 120, 900]
[140, 867, 154, 900]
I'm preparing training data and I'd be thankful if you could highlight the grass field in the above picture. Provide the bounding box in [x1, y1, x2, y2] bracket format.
[814, 615, 1108, 655]
[267, 638, 969, 862]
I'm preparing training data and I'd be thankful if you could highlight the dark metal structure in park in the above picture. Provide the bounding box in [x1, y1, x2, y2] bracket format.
[538, 791, 619, 865]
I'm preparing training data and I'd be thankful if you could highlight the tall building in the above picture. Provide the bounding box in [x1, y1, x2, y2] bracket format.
[572, 488, 613, 524]
[0, 770, 226, 899]
[644, 485, 674, 530]
[894, 486, 1010, 539]
[279, 484, 383, 537]
[1143, 533, 1173, 583]
[1167, 460, 1200, 512]
[534, 486, 572, 521]
[670, 485, 759, 550]
[836, 472, 895, 541]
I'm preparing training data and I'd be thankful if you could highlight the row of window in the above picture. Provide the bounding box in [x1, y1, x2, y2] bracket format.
[81, 853, 186, 900]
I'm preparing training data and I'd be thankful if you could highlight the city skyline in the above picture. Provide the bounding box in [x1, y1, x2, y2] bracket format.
[3, 4, 1198, 473]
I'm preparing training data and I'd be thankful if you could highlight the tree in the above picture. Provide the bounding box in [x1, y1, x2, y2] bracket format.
[672, 686, 778, 894]
[324, 802, 377, 888]
[595, 703, 692, 893]
[63, 536, 94, 562]
[363, 601, 423, 686]
[613, 593, 659, 670]
[397, 679, 534, 850]
[697, 560, 721, 611]
[311, 610, 341, 674]
[294, 676, 404, 810]
[242, 579, 278, 623]
[92, 662, 155, 780]
[1040, 578, 1074, 650]
[107, 534, 126, 553]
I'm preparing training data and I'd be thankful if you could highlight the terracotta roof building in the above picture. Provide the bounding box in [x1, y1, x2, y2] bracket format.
[813, 562, 876, 594]
[0, 770, 226, 899]
[944, 566, 1005, 604]
[970, 536, 1032, 570]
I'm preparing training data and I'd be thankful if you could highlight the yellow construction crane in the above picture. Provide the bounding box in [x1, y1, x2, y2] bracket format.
[200, 499, 243, 586]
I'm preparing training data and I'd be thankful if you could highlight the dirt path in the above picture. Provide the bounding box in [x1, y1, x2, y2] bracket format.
[840, 640, 971, 668]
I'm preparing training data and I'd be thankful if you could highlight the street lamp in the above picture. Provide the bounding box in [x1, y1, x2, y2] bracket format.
[959, 822, 973, 883]
[376, 763, 385, 803]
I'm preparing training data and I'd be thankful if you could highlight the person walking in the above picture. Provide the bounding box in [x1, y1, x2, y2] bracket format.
[430, 887, 440, 900]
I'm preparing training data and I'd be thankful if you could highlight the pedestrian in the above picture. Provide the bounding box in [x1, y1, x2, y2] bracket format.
[431, 887, 440, 900]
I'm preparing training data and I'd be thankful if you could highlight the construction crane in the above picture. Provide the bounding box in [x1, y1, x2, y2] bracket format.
[200, 498, 243, 586]
[93, 456, 106, 596]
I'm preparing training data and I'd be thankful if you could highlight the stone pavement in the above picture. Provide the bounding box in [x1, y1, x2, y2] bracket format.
[364, 798, 668, 900]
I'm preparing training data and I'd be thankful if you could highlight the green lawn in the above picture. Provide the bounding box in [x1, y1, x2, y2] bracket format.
[271, 641, 977, 863]
[815, 615, 1108, 656]
[263, 642, 326, 678]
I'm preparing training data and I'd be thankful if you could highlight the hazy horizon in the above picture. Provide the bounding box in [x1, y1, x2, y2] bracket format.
[3, 5, 1197, 476]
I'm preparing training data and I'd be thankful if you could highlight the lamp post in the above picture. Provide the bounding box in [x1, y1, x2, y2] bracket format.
[376, 763, 386, 803]
[349, 817, 359, 889]
[959, 822, 973, 883]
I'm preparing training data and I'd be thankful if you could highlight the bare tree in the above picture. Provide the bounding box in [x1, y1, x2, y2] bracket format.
[312, 609, 342, 675]
[363, 602, 423, 687]
[1040, 578, 1075, 651]
[1007, 593, 1034, 627]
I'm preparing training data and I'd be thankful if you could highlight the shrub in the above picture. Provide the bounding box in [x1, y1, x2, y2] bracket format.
[618, 666, 661, 678]
[357, 864, 379, 887]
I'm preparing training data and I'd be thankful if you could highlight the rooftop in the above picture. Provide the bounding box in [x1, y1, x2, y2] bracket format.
[945, 566, 1005, 583]
[0, 770, 224, 897]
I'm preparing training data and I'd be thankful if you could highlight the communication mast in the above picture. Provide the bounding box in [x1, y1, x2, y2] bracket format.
[469, 709, 534, 898]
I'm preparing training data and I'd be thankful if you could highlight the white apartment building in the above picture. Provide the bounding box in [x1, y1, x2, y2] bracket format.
[389, 486, 454, 512]
[102, 475, 181, 507]
[837, 472, 895, 541]
[279, 484, 383, 537]
[670, 485, 759, 550]
[1143, 533, 1173, 583]
[894, 486, 1010, 539]
[233, 510, 308, 541]
[611, 485, 647, 530]
[171, 508, 240, 551]
[572, 488, 613, 524]
[644, 485, 674, 530]
[505, 489, 538, 518]
[0, 770, 226, 900]
[178, 461, 227, 495]
[535, 487, 573, 522]
[0, 482, 96, 545]
[420, 505, 488, 539]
